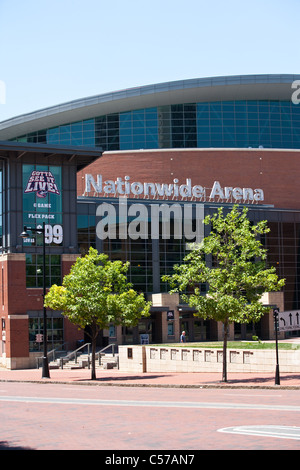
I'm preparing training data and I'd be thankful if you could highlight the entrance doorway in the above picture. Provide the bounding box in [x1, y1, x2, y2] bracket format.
[180, 320, 190, 341]
[138, 318, 153, 343]
[193, 319, 210, 341]
[180, 314, 211, 342]
[234, 321, 262, 340]
[122, 317, 155, 344]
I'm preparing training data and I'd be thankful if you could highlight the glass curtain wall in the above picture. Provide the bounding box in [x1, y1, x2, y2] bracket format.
[77, 200, 300, 313]
[13, 101, 300, 150]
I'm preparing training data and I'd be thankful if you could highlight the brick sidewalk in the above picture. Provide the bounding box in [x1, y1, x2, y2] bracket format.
[0, 367, 300, 388]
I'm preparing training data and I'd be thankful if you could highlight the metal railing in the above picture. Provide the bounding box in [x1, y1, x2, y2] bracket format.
[57, 342, 117, 369]
[36, 342, 69, 369]
[95, 343, 117, 366]
[59, 342, 91, 369]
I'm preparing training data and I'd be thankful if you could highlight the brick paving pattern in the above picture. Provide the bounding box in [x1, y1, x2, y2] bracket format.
[0, 367, 299, 388]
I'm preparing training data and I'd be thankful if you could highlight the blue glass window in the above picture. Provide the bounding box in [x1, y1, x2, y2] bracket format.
[47, 127, 59, 144]
[13, 100, 300, 150]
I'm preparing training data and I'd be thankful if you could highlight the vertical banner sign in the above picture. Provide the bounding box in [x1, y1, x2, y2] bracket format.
[22, 164, 63, 245]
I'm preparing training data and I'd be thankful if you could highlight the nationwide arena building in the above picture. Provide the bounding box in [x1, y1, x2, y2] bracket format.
[0, 74, 300, 369]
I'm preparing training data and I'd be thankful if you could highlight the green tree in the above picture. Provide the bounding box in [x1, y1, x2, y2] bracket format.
[44, 247, 151, 380]
[163, 206, 285, 382]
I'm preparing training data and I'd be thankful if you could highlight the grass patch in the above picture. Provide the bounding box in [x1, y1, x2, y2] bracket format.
[152, 341, 300, 350]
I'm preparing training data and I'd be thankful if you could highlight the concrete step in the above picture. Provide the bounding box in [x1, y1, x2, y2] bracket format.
[49, 353, 118, 370]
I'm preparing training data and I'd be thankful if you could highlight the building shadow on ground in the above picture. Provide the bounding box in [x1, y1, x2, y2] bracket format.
[75, 374, 172, 383]
[225, 374, 300, 385]
[0, 440, 33, 450]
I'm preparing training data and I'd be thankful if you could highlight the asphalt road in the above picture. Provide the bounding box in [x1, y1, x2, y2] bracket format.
[1, 382, 300, 453]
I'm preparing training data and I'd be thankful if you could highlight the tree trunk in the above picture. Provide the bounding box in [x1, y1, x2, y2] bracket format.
[222, 319, 229, 382]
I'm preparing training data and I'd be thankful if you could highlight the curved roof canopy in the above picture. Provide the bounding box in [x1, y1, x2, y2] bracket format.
[0, 74, 299, 140]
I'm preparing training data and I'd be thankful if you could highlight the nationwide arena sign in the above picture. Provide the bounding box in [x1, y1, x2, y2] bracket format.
[84, 174, 264, 203]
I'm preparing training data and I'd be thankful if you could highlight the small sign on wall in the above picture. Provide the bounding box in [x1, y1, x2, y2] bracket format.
[140, 334, 149, 344]
[167, 310, 174, 320]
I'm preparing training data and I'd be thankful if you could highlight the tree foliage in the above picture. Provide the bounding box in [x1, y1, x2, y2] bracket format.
[45, 247, 151, 379]
[163, 205, 285, 381]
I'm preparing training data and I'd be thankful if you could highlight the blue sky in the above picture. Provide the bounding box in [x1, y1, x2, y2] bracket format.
[0, 0, 299, 121]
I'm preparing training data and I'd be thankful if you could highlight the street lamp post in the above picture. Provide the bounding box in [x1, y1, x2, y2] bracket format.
[273, 307, 280, 386]
[20, 222, 50, 379]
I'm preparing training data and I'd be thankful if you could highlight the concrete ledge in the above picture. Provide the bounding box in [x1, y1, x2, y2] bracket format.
[119, 345, 300, 373]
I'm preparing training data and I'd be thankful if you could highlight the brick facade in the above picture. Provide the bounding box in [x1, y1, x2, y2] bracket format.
[78, 149, 300, 209]
[0, 253, 83, 369]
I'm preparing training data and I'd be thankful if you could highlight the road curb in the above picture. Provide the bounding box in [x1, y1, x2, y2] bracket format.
[1, 378, 300, 390]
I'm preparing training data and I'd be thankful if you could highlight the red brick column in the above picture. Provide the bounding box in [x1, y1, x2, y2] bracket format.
[0, 254, 30, 368]
[6, 315, 29, 369]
